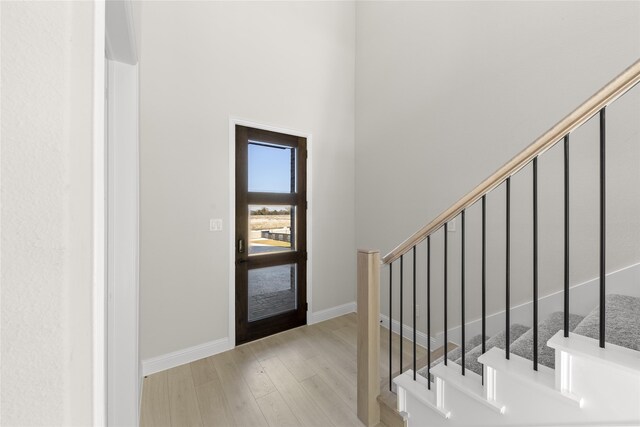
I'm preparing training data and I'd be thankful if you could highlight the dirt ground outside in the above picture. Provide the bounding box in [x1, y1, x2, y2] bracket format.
[250, 215, 291, 231]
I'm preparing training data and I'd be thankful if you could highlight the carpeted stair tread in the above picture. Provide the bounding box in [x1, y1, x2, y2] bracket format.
[510, 311, 584, 369]
[448, 333, 486, 362]
[415, 294, 640, 383]
[425, 333, 487, 370]
[573, 294, 640, 351]
[455, 323, 530, 376]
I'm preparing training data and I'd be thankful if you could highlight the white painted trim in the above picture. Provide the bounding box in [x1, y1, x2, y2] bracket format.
[308, 302, 357, 324]
[548, 331, 640, 375]
[228, 117, 314, 346]
[379, 263, 640, 354]
[395, 371, 450, 419]
[139, 300, 354, 376]
[306, 134, 314, 316]
[228, 121, 236, 348]
[406, 345, 638, 425]
[555, 350, 583, 406]
[92, 2, 106, 426]
[138, 377, 144, 422]
[477, 348, 581, 407]
[434, 261, 640, 347]
[106, 59, 140, 427]
[379, 313, 437, 349]
[431, 363, 506, 414]
[142, 338, 232, 377]
[104, 3, 139, 424]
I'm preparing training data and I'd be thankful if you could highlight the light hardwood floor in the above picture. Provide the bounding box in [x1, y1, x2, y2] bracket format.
[140, 313, 431, 427]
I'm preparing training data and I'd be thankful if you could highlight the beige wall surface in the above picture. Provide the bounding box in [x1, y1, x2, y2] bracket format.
[1, 2, 95, 424]
[355, 1, 640, 334]
[139, 1, 356, 360]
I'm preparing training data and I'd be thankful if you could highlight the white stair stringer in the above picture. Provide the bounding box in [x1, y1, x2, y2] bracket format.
[547, 331, 640, 420]
[394, 338, 640, 426]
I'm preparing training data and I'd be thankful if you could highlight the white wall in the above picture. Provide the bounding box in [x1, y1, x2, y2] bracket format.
[1, 2, 96, 424]
[139, 1, 356, 360]
[355, 1, 640, 335]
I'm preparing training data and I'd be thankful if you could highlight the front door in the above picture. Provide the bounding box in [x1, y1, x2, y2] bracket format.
[235, 125, 307, 345]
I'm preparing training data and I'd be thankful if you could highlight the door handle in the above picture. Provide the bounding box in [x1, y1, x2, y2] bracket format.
[236, 258, 248, 265]
[238, 238, 245, 254]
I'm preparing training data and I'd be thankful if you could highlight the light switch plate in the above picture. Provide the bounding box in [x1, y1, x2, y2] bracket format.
[210, 218, 223, 231]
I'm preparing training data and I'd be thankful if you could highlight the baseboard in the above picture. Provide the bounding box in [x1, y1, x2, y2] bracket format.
[141, 301, 357, 376]
[434, 261, 640, 346]
[378, 261, 640, 350]
[308, 301, 356, 324]
[380, 313, 438, 349]
[141, 337, 232, 376]
[138, 375, 144, 425]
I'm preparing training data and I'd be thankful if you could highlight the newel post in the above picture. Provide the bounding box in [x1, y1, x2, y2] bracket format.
[357, 249, 381, 426]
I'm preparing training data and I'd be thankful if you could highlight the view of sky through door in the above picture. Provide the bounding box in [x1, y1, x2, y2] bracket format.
[248, 141, 296, 255]
[248, 141, 295, 193]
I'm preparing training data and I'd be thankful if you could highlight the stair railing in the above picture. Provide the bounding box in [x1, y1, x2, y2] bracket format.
[357, 59, 640, 421]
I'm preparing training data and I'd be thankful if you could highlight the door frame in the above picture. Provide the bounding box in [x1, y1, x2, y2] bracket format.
[106, 58, 140, 426]
[93, 2, 106, 425]
[228, 118, 313, 347]
[97, 2, 140, 426]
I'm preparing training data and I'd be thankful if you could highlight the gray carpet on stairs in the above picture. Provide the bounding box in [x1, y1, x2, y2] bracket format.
[448, 333, 486, 362]
[573, 294, 640, 351]
[417, 324, 529, 379]
[416, 294, 640, 382]
[426, 333, 487, 369]
[456, 323, 530, 376]
[509, 311, 584, 369]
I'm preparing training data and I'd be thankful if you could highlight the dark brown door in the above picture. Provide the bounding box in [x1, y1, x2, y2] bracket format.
[235, 125, 307, 345]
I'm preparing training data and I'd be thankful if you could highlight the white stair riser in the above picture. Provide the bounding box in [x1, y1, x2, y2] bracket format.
[401, 384, 499, 427]
[565, 353, 640, 417]
[398, 347, 640, 426]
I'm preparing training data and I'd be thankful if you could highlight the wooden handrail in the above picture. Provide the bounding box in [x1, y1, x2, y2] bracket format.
[383, 58, 640, 265]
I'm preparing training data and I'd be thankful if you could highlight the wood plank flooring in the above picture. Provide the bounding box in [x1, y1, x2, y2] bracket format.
[140, 313, 432, 427]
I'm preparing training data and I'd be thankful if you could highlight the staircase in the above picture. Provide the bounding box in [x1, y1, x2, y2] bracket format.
[397, 294, 640, 426]
[356, 59, 640, 427]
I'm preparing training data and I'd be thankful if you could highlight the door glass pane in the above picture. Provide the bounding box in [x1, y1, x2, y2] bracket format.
[249, 205, 295, 255]
[248, 264, 297, 321]
[248, 141, 296, 193]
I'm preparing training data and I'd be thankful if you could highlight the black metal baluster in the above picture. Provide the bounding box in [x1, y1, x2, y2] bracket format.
[389, 262, 393, 391]
[506, 177, 511, 359]
[564, 135, 570, 337]
[400, 254, 404, 372]
[533, 158, 539, 371]
[461, 210, 466, 375]
[599, 107, 606, 348]
[482, 195, 487, 385]
[413, 246, 417, 380]
[427, 236, 431, 390]
[444, 223, 448, 365]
